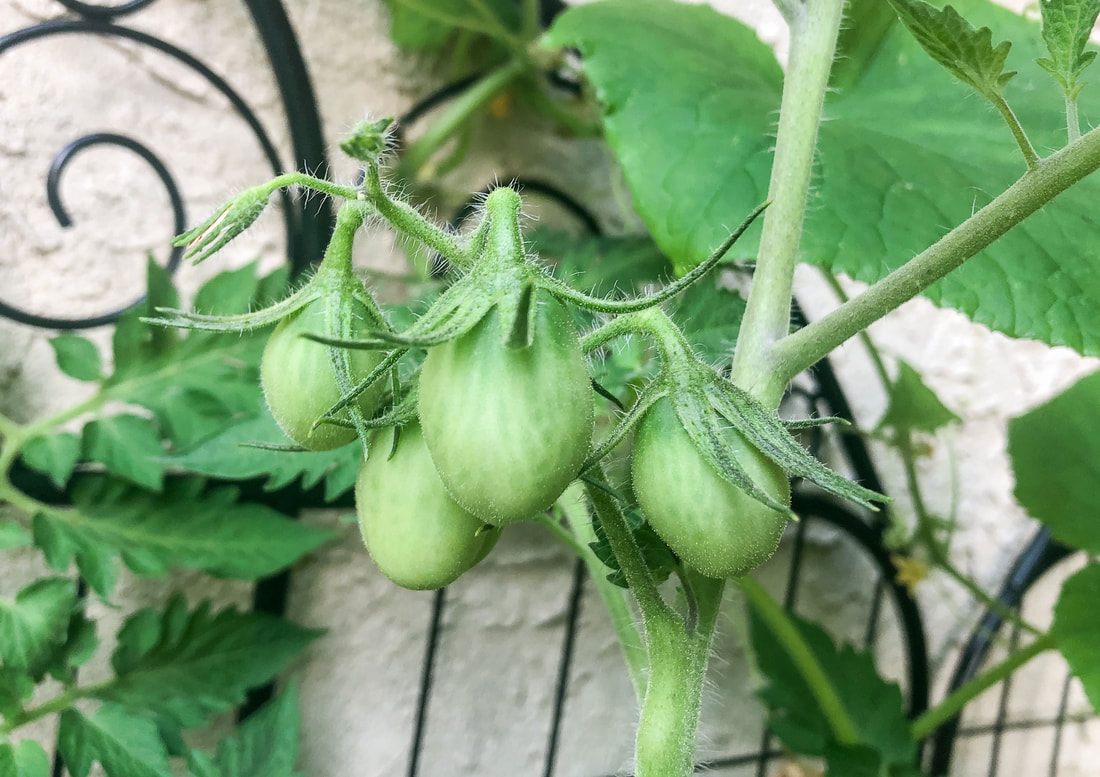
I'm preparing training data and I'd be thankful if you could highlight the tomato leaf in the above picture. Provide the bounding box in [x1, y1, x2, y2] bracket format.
[1051, 563, 1100, 713]
[0, 520, 32, 551]
[58, 705, 173, 777]
[748, 606, 915, 768]
[185, 683, 302, 777]
[381, 0, 521, 52]
[31, 477, 334, 597]
[0, 577, 77, 673]
[1008, 370, 1100, 554]
[21, 432, 81, 489]
[589, 506, 676, 589]
[1037, 0, 1100, 95]
[0, 741, 50, 777]
[546, 0, 1100, 355]
[95, 594, 319, 729]
[48, 335, 102, 382]
[0, 667, 34, 720]
[81, 415, 165, 492]
[877, 360, 961, 436]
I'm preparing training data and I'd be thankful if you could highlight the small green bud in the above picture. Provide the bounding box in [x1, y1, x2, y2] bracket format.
[340, 117, 395, 163]
[172, 184, 273, 263]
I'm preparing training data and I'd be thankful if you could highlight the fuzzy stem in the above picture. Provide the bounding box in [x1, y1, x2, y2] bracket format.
[1065, 91, 1081, 144]
[990, 93, 1039, 170]
[771, 122, 1100, 383]
[911, 633, 1055, 740]
[730, 0, 847, 407]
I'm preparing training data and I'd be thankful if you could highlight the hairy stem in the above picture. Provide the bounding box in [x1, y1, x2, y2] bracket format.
[772, 123, 1100, 382]
[730, 0, 846, 406]
[911, 632, 1055, 740]
[991, 93, 1039, 170]
[739, 576, 859, 745]
[1065, 91, 1081, 144]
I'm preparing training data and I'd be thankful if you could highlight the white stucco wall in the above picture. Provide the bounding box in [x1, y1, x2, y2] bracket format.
[0, 1, 1097, 775]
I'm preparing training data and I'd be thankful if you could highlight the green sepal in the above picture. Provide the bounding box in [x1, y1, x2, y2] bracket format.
[174, 182, 278, 264]
[582, 379, 668, 473]
[143, 283, 319, 334]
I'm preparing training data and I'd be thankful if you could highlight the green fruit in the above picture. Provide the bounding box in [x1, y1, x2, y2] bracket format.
[261, 298, 386, 451]
[631, 398, 790, 578]
[356, 423, 500, 590]
[418, 291, 594, 525]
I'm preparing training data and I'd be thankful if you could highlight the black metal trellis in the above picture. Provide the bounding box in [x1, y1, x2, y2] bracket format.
[2, 2, 1093, 776]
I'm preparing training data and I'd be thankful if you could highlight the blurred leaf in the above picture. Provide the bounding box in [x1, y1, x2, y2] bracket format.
[49, 336, 102, 382]
[96, 595, 320, 729]
[1052, 563, 1100, 713]
[1037, 0, 1100, 95]
[40, 609, 98, 683]
[0, 667, 34, 719]
[877, 361, 961, 436]
[382, 0, 521, 52]
[0, 577, 76, 673]
[833, 0, 899, 90]
[0, 740, 50, 777]
[82, 415, 165, 492]
[674, 279, 747, 363]
[1009, 370, 1100, 554]
[58, 705, 173, 777]
[186, 683, 302, 777]
[590, 506, 676, 589]
[21, 433, 81, 489]
[0, 521, 31, 551]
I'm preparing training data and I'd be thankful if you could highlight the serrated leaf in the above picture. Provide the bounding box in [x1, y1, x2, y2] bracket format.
[0, 521, 31, 551]
[887, 0, 1016, 97]
[1009, 370, 1100, 554]
[186, 683, 301, 777]
[82, 415, 165, 491]
[21, 433, 81, 489]
[32, 477, 333, 597]
[748, 606, 915, 767]
[42, 610, 98, 683]
[0, 741, 50, 777]
[1037, 0, 1100, 94]
[0, 577, 76, 672]
[169, 410, 360, 500]
[49, 335, 102, 382]
[58, 705, 173, 777]
[1051, 564, 1100, 713]
[546, 0, 1100, 356]
[877, 361, 961, 435]
[94, 595, 319, 728]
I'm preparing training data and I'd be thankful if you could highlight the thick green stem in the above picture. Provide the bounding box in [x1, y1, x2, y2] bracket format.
[911, 633, 1055, 740]
[730, 0, 846, 406]
[0, 682, 109, 735]
[772, 123, 1100, 382]
[739, 576, 859, 745]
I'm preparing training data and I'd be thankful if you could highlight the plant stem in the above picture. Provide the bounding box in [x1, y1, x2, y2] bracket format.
[739, 576, 859, 745]
[771, 122, 1100, 382]
[730, 0, 847, 407]
[396, 59, 528, 181]
[910, 632, 1055, 740]
[0, 412, 21, 439]
[1065, 91, 1081, 144]
[990, 93, 1039, 170]
[0, 682, 110, 735]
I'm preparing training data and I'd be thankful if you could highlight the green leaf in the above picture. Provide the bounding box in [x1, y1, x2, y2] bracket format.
[1051, 564, 1100, 713]
[832, 0, 900, 90]
[186, 683, 302, 777]
[32, 477, 334, 597]
[589, 507, 676, 589]
[0, 577, 76, 672]
[49, 335, 102, 382]
[546, 0, 1100, 355]
[0, 741, 50, 777]
[95, 595, 319, 729]
[382, 0, 521, 52]
[82, 415, 165, 491]
[1008, 370, 1100, 554]
[169, 410, 361, 501]
[674, 280, 747, 364]
[0, 521, 31, 551]
[41, 610, 98, 683]
[1037, 0, 1100, 95]
[21, 433, 81, 489]
[877, 361, 961, 435]
[748, 606, 915, 768]
[58, 705, 173, 777]
[0, 667, 34, 719]
[886, 0, 1017, 98]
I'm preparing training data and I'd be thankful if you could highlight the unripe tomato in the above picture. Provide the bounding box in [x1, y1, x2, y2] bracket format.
[356, 423, 500, 590]
[631, 398, 790, 578]
[418, 291, 594, 525]
[261, 298, 386, 451]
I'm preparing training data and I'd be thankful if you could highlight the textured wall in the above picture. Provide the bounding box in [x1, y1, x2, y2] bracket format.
[0, 0, 1097, 775]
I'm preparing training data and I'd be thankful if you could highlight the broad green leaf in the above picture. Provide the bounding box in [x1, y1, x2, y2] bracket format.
[833, 0, 900, 90]
[169, 410, 361, 500]
[48, 336, 102, 382]
[1051, 563, 1100, 713]
[0, 521, 31, 551]
[748, 606, 915, 768]
[82, 415, 165, 491]
[674, 280, 747, 363]
[382, 0, 521, 52]
[21, 433, 81, 489]
[0, 577, 76, 672]
[186, 683, 302, 777]
[0, 667, 34, 719]
[41, 610, 98, 683]
[58, 705, 173, 777]
[32, 477, 334, 597]
[887, 0, 1017, 98]
[1009, 370, 1100, 554]
[877, 361, 961, 435]
[0, 741, 50, 777]
[546, 0, 1100, 355]
[96, 595, 319, 729]
[1037, 0, 1100, 95]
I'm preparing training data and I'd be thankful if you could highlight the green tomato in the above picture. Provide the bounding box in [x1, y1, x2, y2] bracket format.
[631, 398, 790, 579]
[418, 291, 594, 525]
[261, 298, 386, 451]
[356, 423, 500, 590]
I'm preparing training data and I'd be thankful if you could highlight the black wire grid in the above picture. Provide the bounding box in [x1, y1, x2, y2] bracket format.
[1, 2, 1093, 776]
